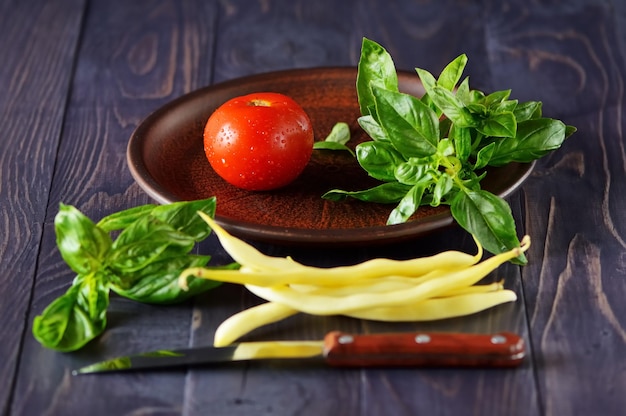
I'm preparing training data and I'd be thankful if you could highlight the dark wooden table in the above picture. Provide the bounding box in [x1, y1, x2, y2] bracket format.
[2, 1, 625, 415]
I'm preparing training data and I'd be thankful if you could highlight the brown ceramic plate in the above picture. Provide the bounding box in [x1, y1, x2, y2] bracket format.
[127, 67, 534, 246]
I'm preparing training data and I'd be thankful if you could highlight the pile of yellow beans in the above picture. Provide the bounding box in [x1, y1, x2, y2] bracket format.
[179, 212, 530, 347]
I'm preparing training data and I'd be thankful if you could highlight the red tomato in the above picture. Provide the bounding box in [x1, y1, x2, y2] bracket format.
[203, 92, 314, 191]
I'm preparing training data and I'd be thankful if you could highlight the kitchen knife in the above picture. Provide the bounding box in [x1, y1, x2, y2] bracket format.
[73, 331, 525, 374]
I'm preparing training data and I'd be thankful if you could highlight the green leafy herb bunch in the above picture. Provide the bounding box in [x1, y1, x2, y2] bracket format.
[324, 38, 576, 263]
[33, 198, 235, 352]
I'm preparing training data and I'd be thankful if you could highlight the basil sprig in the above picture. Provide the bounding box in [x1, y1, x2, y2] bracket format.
[313, 122, 355, 156]
[324, 38, 576, 263]
[33, 198, 233, 352]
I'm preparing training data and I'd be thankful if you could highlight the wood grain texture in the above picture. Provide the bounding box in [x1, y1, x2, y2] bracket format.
[0, 0, 85, 413]
[11, 0, 219, 415]
[185, 2, 538, 415]
[213, 0, 493, 89]
[2, 0, 626, 415]
[486, 1, 626, 415]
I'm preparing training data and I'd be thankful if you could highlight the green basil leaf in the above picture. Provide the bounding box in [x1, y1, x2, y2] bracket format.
[451, 125, 472, 161]
[355, 141, 406, 181]
[96, 204, 157, 232]
[314, 121, 353, 155]
[437, 54, 467, 91]
[439, 117, 453, 140]
[322, 181, 412, 203]
[54, 204, 112, 275]
[514, 101, 542, 122]
[322, 122, 351, 144]
[108, 216, 195, 273]
[487, 118, 568, 166]
[150, 197, 217, 241]
[492, 99, 518, 114]
[313, 141, 355, 156]
[483, 89, 511, 107]
[437, 138, 455, 157]
[469, 90, 485, 102]
[357, 38, 398, 116]
[565, 125, 577, 138]
[431, 173, 454, 207]
[32, 273, 109, 352]
[477, 111, 517, 138]
[387, 180, 430, 225]
[394, 162, 430, 185]
[450, 189, 526, 264]
[474, 142, 496, 170]
[358, 115, 389, 142]
[428, 86, 476, 128]
[110, 255, 228, 304]
[365, 104, 378, 119]
[467, 102, 488, 117]
[372, 86, 439, 158]
[456, 76, 471, 104]
[415, 68, 439, 115]
[415, 67, 436, 92]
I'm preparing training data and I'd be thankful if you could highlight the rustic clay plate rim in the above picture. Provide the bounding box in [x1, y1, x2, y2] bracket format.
[127, 67, 535, 246]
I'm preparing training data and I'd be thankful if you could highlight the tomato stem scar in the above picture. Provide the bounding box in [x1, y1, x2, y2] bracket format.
[248, 99, 272, 107]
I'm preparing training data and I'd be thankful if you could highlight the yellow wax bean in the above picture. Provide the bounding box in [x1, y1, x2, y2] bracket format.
[197, 211, 304, 272]
[196, 211, 482, 277]
[212, 287, 515, 346]
[306, 250, 481, 281]
[180, 266, 406, 289]
[328, 235, 483, 278]
[291, 278, 504, 298]
[180, 262, 469, 289]
[438, 280, 504, 297]
[287, 279, 415, 296]
[213, 302, 298, 347]
[286, 268, 454, 297]
[179, 267, 285, 289]
[345, 289, 517, 321]
[244, 237, 529, 316]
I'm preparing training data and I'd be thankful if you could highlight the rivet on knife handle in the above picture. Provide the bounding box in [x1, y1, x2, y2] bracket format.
[323, 331, 525, 367]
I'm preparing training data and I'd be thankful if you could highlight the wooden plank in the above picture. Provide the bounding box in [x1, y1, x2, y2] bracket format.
[10, 0, 220, 415]
[183, 1, 539, 415]
[211, 0, 493, 88]
[486, 1, 626, 414]
[0, 0, 85, 413]
[16, 0, 618, 414]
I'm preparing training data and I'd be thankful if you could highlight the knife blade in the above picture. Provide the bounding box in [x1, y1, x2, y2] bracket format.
[72, 331, 525, 374]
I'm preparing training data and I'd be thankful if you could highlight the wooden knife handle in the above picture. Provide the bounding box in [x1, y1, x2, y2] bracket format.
[322, 331, 525, 368]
